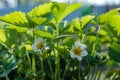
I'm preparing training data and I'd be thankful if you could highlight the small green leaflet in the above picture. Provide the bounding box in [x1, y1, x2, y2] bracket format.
[0, 11, 30, 27]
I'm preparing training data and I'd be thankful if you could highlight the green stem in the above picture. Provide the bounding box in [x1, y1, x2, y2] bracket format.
[54, 22, 60, 80]
[78, 62, 81, 80]
[112, 70, 120, 80]
[90, 66, 96, 80]
[87, 66, 91, 80]
[78, 61, 83, 80]
[40, 53, 44, 80]
[54, 49, 60, 80]
[97, 66, 104, 80]
[91, 26, 101, 56]
[91, 43, 96, 56]
[32, 53, 36, 80]
[81, 34, 85, 43]
[26, 51, 31, 66]
[6, 75, 10, 80]
[63, 60, 70, 78]
[47, 54, 54, 79]
[31, 28, 36, 80]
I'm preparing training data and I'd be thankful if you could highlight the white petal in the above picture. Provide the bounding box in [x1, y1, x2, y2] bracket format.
[74, 41, 81, 47]
[81, 44, 87, 49]
[34, 37, 43, 43]
[32, 44, 36, 49]
[76, 56, 82, 61]
[81, 50, 88, 57]
[70, 50, 75, 58]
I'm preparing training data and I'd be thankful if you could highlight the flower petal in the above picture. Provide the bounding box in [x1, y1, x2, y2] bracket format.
[70, 50, 75, 58]
[81, 50, 88, 57]
[34, 37, 43, 43]
[81, 44, 87, 49]
[74, 41, 81, 47]
[76, 56, 82, 61]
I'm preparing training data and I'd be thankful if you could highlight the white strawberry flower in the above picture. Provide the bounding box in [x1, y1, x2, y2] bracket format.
[32, 37, 46, 52]
[70, 41, 88, 61]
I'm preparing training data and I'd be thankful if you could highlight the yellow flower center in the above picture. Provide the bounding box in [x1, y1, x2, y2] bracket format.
[73, 47, 82, 56]
[37, 42, 44, 49]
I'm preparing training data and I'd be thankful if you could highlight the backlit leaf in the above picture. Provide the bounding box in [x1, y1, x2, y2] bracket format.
[0, 11, 30, 27]
[34, 30, 52, 39]
[28, 3, 53, 17]
[53, 2, 82, 22]
[98, 8, 120, 24]
[0, 30, 6, 43]
[81, 15, 95, 28]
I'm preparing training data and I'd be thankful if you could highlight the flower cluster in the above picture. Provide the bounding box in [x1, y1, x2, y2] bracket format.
[32, 38, 88, 61]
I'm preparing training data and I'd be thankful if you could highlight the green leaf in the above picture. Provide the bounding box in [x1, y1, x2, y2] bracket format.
[53, 35, 72, 42]
[108, 43, 120, 62]
[72, 18, 82, 31]
[0, 28, 19, 48]
[98, 8, 120, 24]
[80, 15, 95, 28]
[34, 30, 52, 39]
[7, 25, 27, 33]
[27, 3, 53, 27]
[0, 11, 30, 27]
[53, 2, 67, 21]
[0, 55, 16, 77]
[109, 43, 120, 53]
[107, 15, 120, 34]
[53, 2, 82, 22]
[62, 37, 75, 48]
[0, 30, 7, 43]
[60, 3, 82, 21]
[7, 29, 18, 45]
[28, 17, 47, 25]
[27, 3, 53, 17]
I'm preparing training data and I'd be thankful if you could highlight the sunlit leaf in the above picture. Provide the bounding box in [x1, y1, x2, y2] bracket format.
[99, 29, 107, 36]
[0, 30, 7, 43]
[34, 30, 52, 39]
[72, 18, 82, 31]
[98, 8, 120, 24]
[27, 3, 53, 27]
[7, 25, 27, 33]
[29, 17, 47, 25]
[107, 15, 120, 34]
[60, 3, 82, 21]
[81, 15, 95, 28]
[53, 2, 82, 22]
[24, 45, 32, 51]
[0, 11, 30, 27]
[27, 3, 53, 17]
